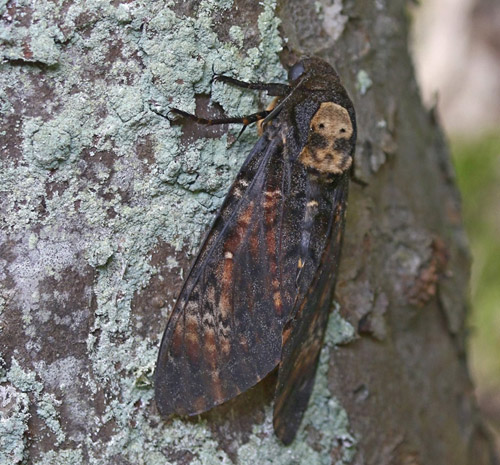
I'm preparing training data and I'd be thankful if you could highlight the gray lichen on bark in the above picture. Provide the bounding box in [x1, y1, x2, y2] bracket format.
[0, 0, 496, 464]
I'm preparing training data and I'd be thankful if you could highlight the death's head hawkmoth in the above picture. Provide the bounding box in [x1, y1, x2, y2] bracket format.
[155, 57, 356, 445]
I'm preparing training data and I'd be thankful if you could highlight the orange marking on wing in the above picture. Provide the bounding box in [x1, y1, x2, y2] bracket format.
[239, 335, 249, 352]
[249, 226, 260, 256]
[239, 202, 254, 225]
[336, 226, 343, 245]
[263, 189, 281, 208]
[282, 324, 292, 346]
[218, 203, 255, 319]
[224, 202, 254, 251]
[185, 315, 201, 364]
[205, 327, 218, 370]
[171, 325, 183, 357]
[211, 371, 225, 404]
[220, 336, 231, 357]
[273, 290, 283, 313]
[220, 251, 234, 319]
[266, 224, 277, 275]
[264, 190, 282, 311]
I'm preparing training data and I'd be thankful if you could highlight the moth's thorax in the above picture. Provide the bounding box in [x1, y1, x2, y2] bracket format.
[298, 102, 353, 174]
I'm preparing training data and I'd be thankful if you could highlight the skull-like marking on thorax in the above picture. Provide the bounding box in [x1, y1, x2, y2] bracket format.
[299, 102, 353, 174]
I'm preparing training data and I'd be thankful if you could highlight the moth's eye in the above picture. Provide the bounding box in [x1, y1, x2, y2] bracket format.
[288, 62, 305, 82]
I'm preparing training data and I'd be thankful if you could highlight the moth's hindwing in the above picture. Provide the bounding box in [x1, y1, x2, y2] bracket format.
[155, 56, 356, 444]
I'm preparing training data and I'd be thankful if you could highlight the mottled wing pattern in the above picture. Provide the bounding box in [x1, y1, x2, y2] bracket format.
[273, 174, 349, 445]
[155, 132, 302, 416]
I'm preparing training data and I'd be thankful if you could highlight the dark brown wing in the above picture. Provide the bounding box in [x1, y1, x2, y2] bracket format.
[155, 133, 301, 416]
[273, 174, 349, 445]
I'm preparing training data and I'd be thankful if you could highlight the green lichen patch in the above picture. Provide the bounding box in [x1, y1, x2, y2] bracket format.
[7, 358, 43, 394]
[37, 393, 65, 445]
[34, 449, 84, 465]
[0, 384, 30, 465]
[356, 70, 373, 95]
[2, 359, 70, 461]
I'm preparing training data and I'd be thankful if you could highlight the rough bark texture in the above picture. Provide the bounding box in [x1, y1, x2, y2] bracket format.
[0, 0, 496, 464]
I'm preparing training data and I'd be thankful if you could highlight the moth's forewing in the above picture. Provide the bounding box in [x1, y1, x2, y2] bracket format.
[155, 135, 300, 416]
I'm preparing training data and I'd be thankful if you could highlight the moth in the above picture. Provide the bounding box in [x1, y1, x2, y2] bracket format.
[155, 57, 357, 445]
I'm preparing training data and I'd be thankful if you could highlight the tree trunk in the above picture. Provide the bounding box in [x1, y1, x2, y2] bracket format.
[0, 0, 496, 464]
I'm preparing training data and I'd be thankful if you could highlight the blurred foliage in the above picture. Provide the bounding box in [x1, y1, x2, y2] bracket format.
[452, 132, 500, 390]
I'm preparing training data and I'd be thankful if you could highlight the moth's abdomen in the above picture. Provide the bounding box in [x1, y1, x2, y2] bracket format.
[298, 102, 354, 175]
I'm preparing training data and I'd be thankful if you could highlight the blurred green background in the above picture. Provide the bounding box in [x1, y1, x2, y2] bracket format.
[452, 133, 500, 443]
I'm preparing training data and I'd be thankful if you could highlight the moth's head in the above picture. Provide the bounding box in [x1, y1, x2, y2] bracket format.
[287, 57, 339, 84]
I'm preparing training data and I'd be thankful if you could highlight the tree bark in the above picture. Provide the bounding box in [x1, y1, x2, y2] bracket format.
[0, 0, 496, 464]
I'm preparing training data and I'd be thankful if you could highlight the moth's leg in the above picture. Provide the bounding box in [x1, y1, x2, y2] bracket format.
[170, 108, 271, 126]
[214, 75, 290, 97]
